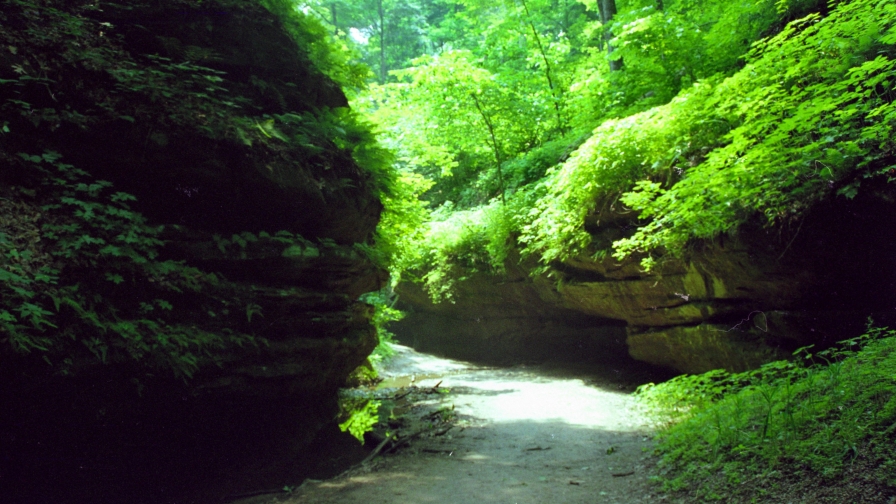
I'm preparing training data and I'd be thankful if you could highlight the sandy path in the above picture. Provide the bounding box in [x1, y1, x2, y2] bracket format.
[280, 346, 666, 503]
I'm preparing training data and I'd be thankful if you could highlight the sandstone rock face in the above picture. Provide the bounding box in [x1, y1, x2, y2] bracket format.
[394, 264, 629, 365]
[395, 187, 896, 374]
[0, 0, 385, 397]
[0, 1, 385, 501]
[163, 229, 385, 398]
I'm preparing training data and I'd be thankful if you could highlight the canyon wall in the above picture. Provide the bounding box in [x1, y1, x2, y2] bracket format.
[395, 186, 896, 374]
[0, 1, 384, 501]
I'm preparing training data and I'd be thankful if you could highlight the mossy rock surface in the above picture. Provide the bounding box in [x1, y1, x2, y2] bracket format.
[0, 1, 386, 502]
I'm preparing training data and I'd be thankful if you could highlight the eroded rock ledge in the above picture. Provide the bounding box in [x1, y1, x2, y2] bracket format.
[395, 185, 896, 374]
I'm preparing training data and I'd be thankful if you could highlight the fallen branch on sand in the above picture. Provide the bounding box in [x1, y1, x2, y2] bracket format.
[361, 432, 395, 465]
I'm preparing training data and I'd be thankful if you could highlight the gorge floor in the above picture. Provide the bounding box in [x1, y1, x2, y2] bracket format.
[252, 345, 671, 504]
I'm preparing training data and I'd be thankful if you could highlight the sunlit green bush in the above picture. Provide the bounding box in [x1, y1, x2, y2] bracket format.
[408, 185, 540, 300]
[637, 325, 896, 499]
[525, 0, 896, 269]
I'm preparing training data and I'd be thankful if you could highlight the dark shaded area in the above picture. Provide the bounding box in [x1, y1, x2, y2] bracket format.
[0, 373, 370, 504]
[692, 180, 896, 352]
[783, 182, 896, 314]
[575, 181, 896, 373]
[393, 310, 629, 366]
[391, 310, 677, 389]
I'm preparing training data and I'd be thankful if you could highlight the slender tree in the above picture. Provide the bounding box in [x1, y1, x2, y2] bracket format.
[329, 2, 339, 35]
[470, 92, 506, 204]
[519, 0, 567, 132]
[598, 0, 622, 71]
[377, 0, 387, 82]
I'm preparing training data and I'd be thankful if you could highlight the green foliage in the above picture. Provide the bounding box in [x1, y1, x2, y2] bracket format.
[0, 0, 418, 386]
[614, 0, 896, 265]
[0, 0, 398, 204]
[335, 0, 896, 312]
[636, 326, 896, 499]
[351, 0, 588, 208]
[521, 81, 723, 263]
[109, 55, 252, 136]
[337, 394, 381, 443]
[410, 187, 540, 299]
[257, 0, 371, 91]
[355, 0, 792, 288]
[234, 107, 399, 201]
[356, 167, 432, 284]
[520, 0, 896, 269]
[566, 0, 794, 124]
[0, 152, 253, 378]
[360, 49, 553, 207]
[479, 130, 588, 198]
[359, 289, 403, 362]
[309, 0, 435, 83]
[419, 202, 501, 299]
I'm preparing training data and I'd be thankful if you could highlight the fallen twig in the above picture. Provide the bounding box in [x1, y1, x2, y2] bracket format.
[360, 432, 395, 466]
[376, 386, 416, 401]
[421, 448, 454, 453]
[385, 428, 428, 453]
[432, 425, 453, 436]
[393, 388, 416, 400]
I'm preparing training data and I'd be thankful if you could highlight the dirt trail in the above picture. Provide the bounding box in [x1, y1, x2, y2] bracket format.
[270, 345, 666, 504]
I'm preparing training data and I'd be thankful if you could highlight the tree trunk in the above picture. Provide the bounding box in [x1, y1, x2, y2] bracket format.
[470, 93, 505, 205]
[563, 0, 570, 33]
[330, 3, 338, 36]
[378, 0, 387, 83]
[597, 0, 622, 71]
[520, 0, 567, 132]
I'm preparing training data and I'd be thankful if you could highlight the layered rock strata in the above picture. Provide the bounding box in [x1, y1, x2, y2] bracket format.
[0, 1, 385, 501]
[395, 186, 896, 374]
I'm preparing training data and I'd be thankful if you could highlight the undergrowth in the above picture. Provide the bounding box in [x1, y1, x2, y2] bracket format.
[0, 152, 258, 378]
[359, 288, 401, 363]
[411, 185, 541, 300]
[636, 325, 896, 501]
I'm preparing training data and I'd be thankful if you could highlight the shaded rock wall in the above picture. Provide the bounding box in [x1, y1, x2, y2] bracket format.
[0, 1, 385, 502]
[394, 264, 629, 365]
[395, 185, 896, 374]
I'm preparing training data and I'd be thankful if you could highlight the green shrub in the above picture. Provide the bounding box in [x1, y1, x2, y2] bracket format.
[256, 0, 370, 91]
[520, 81, 725, 263]
[637, 325, 896, 498]
[359, 289, 403, 362]
[0, 152, 254, 378]
[407, 183, 547, 301]
[524, 0, 896, 269]
[337, 393, 380, 443]
[416, 202, 497, 301]
[615, 0, 896, 266]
